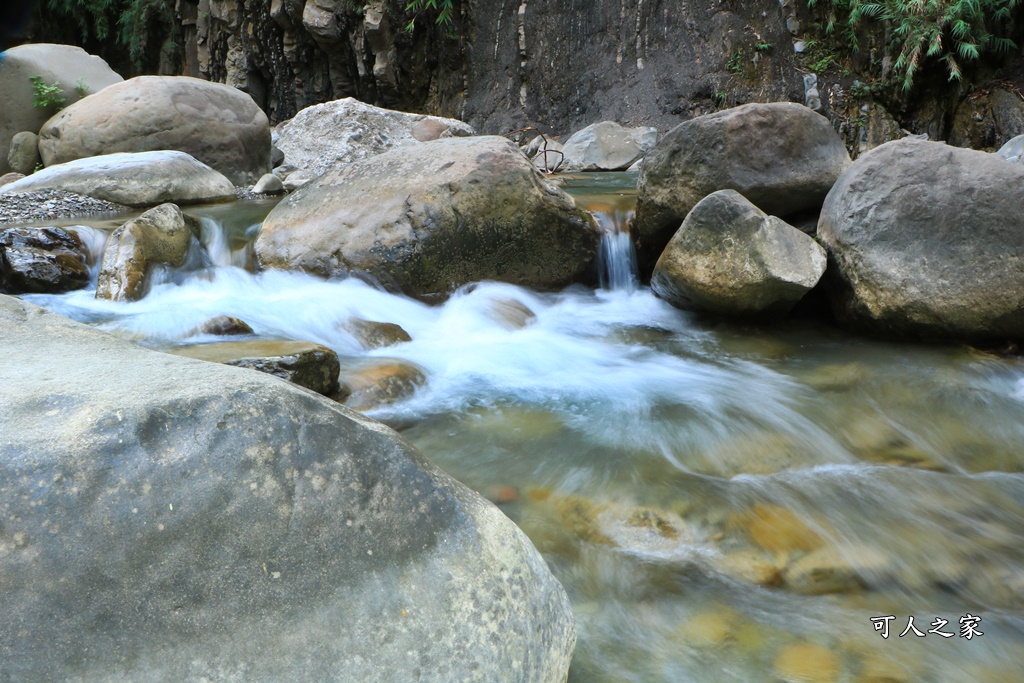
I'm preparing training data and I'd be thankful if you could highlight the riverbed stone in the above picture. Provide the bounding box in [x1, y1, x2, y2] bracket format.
[274, 98, 475, 188]
[7, 131, 40, 175]
[254, 136, 600, 300]
[0, 172, 25, 188]
[253, 172, 285, 194]
[337, 358, 428, 410]
[194, 315, 255, 336]
[651, 190, 826, 317]
[782, 545, 891, 595]
[169, 340, 341, 396]
[37, 75, 271, 185]
[0, 151, 236, 207]
[775, 642, 840, 683]
[0, 226, 90, 294]
[339, 317, 412, 350]
[95, 203, 194, 302]
[0, 43, 123, 176]
[736, 503, 825, 554]
[559, 121, 657, 172]
[818, 138, 1024, 340]
[0, 294, 576, 682]
[635, 102, 850, 267]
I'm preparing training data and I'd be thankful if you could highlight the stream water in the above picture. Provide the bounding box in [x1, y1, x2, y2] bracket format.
[20, 174, 1024, 682]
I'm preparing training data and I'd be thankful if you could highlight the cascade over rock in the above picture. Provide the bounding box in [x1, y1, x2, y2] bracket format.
[818, 138, 1024, 340]
[0, 294, 576, 682]
[254, 136, 599, 300]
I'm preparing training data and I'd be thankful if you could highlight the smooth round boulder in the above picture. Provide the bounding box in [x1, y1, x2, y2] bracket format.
[0, 43, 123, 175]
[37, 75, 271, 185]
[0, 294, 576, 682]
[635, 102, 850, 267]
[651, 190, 826, 317]
[818, 138, 1024, 340]
[7, 131, 40, 176]
[0, 151, 236, 207]
[254, 136, 600, 299]
[560, 121, 657, 172]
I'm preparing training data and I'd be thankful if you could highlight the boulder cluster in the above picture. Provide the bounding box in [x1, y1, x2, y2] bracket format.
[633, 101, 1024, 343]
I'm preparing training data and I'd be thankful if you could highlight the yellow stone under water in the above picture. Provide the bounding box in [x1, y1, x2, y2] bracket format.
[774, 642, 840, 683]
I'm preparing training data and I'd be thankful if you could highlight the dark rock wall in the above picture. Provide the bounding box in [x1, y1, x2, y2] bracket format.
[183, 0, 803, 134]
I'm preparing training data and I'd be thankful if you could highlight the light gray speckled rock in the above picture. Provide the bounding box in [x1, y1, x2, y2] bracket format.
[0, 151, 236, 207]
[997, 134, 1024, 164]
[0, 294, 575, 682]
[275, 98, 475, 182]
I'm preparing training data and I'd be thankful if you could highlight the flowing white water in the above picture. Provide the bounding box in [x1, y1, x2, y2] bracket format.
[20, 177, 1024, 683]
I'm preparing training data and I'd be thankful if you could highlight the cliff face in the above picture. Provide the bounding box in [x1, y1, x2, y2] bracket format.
[183, 0, 803, 134]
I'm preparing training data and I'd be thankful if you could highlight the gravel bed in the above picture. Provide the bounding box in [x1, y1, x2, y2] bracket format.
[0, 190, 130, 225]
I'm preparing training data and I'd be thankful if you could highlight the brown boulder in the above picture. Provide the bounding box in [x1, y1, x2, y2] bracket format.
[255, 136, 599, 300]
[38, 76, 270, 185]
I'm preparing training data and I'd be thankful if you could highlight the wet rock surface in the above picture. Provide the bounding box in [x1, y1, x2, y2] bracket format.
[0, 226, 90, 294]
[95, 203, 194, 302]
[170, 340, 342, 396]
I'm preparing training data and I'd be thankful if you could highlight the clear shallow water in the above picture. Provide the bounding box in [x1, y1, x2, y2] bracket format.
[22, 175, 1024, 682]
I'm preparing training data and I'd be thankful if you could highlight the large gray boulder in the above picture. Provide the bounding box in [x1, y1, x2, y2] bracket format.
[560, 121, 657, 172]
[635, 102, 850, 267]
[275, 97, 476, 188]
[0, 151, 236, 207]
[0, 43, 123, 175]
[0, 294, 575, 682]
[651, 190, 826, 317]
[255, 136, 599, 300]
[818, 138, 1024, 340]
[37, 76, 271, 185]
[95, 203, 194, 302]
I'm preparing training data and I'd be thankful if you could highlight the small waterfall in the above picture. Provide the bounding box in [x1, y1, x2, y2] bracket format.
[67, 225, 110, 282]
[591, 205, 639, 292]
[197, 216, 251, 269]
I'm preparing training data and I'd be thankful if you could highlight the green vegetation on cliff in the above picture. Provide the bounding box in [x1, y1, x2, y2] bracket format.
[808, 0, 1022, 90]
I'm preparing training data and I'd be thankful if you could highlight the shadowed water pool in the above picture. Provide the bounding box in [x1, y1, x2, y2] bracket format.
[22, 174, 1024, 682]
